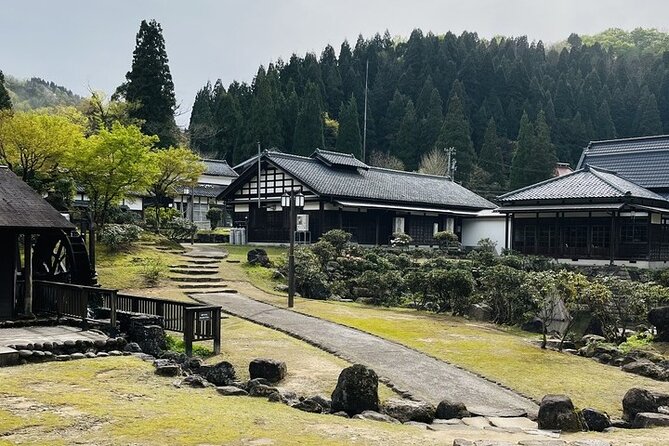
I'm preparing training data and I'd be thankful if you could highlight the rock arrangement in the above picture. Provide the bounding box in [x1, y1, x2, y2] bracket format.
[6, 337, 137, 364]
[622, 387, 669, 428]
[649, 306, 669, 342]
[574, 335, 669, 381]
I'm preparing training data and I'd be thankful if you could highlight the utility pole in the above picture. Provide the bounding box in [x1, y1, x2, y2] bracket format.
[362, 59, 369, 162]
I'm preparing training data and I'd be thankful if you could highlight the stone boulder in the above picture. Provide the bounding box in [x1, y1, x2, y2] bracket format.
[249, 358, 287, 383]
[648, 306, 669, 341]
[200, 361, 236, 386]
[435, 400, 470, 419]
[155, 363, 181, 377]
[537, 395, 583, 432]
[352, 410, 400, 423]
[581, 408, 611, 432]
[468, 303, 492, 322]
[247, 249, 271, 267]
[331, 364, 379, 416]
[381, 398, 435, 423]
[291, 396, 331, 414]
[622, 360, 667, 381]
[521, 317, 544, 334]
[248, 384, 279, 398]
[632, 412, 669, 428]
[622, 388, 660, 421]
[216, 386, 248, 396]
[128, 316, 166, 357]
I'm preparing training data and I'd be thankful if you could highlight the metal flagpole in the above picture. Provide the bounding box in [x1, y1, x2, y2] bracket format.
[362, 59, 369, 162]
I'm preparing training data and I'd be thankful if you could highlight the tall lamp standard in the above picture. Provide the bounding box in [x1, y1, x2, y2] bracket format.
[281, 190, 305, 308]
[183, 187, 195, 245]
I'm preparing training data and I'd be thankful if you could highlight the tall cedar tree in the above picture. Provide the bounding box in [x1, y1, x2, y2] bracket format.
[188, 82, 215, 154]
[118, 20, 178, 147]
[293, 82, 324, 155]
[479, 118, 505, 185]
[434, 94, 476, 185]
[529, 111, 557, 183]
[0, 70, 11, 110]
[336, 95, 362, 157]
[509, 112, 534, 189]
[391, 100, 418, 166]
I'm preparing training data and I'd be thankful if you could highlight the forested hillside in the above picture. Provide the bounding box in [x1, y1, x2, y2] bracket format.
[189, 28, 669, 193]
[5, 76, 82, 111]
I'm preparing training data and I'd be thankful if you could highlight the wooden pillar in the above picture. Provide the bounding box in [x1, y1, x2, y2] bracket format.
[504, 214, 510, 251]
[89, 215, 96, 274]
[375, 213, 380, 245]
[609, 212, 616, 265]
[23, 233, 33, 316]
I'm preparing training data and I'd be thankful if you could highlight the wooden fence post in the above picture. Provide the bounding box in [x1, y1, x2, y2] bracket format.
[212, 308, 221, 355]
[80, 287, 88, 330]
[109, 290, 117, 336]
[184, 308, 194, 357]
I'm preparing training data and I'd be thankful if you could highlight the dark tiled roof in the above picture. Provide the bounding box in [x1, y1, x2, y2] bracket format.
[203, 159, 238, 177]
[498, 165, 668, 203]
[177, 184, 228, 198]
[577, 135, 669, 189]
[311, 149, 369, 169]
[0, 167, 74, 229]
[252, 152, 495, 210]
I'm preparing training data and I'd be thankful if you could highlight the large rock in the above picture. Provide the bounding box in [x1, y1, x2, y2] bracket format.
[435, 400, 470, 419]
[537, 395, 583, 432]
[249, 358, 287, 383]
[247, 248, 271, 267]
[200, 361, 236, 386]
[521, 317, 544, 334]
[622, 360, 667, 381]
[155, 363, 181, 377]
[128, 316, 166, 357]
[216, 386, 248, 396]
[292, 396, 331, 414]
[648, 306, 669, 341]
[381, 398, 435, 423]
[331, 364, 379, 416]
[632, 412, 669, 428]
[468, 303, 492, 321]
[622, 388, 660, 421]
[581, 408, 611, 432]
[352, 410, 400, 424]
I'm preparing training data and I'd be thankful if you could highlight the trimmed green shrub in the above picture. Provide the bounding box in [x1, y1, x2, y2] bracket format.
[434, 231, 459, 250]
[320, 229, 352, 253]
[391, 232, 412, 248]
[99, 224, 143, 251]
[357, 270, 405, 306]
[206, 207, 224, 230]
[162, 217, 197, 241]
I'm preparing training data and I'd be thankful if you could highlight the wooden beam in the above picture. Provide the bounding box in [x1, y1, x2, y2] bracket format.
[23, 233, 33, 316]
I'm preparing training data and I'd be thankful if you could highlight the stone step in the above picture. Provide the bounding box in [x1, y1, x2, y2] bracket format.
[0, 346, 19, 367]
[185, 259, 221, 265]
[170, 276, 224, 283]
[225, 260, 241, 263]
[169, 264, 219, 269]
[189, 289, 239, 294]
[169, 269, 218, 276]
[182, 254, 227, 260]
[177, 283, 228, 289]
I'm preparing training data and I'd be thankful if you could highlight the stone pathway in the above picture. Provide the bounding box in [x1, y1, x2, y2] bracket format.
[0, 325, 108, 346]
[169, 244, 231, 294]
[194, 292, 539, 418]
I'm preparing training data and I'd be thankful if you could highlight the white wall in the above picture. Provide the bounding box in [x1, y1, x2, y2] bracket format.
[200, 174, 234, 186]
[461, 215, 506, 253]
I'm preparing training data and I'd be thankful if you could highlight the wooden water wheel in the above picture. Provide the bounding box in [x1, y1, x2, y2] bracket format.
[32, 230, 95, 285]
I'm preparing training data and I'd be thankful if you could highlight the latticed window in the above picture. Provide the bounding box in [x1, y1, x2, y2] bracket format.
[591, 225, 610, 248]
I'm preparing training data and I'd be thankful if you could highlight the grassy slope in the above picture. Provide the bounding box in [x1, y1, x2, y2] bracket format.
[222, 246, 669, 417]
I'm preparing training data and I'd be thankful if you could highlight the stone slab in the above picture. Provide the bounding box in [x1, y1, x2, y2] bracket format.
[0, 326, 108, 347]
[487, 416, 538, 430]
[462, 417, 493, 428]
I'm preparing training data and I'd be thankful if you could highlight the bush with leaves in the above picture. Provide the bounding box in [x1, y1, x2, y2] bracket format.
[145, 206, 179, 231]
[428, 268, 475, 314]
[320, 229, 352, 253]
[206, 207, 224, 229]
[434, 231, 459, 250]
[391, 232, 412, 248]
[99, 224, 143, 251]
[139, 257, 167, 286]
[479, 264, 536, 324]
[162, 217, 197, 241]
[357, 270, 405, 306]
[287, 246, 330, 300]
[311, 239, 338, 267]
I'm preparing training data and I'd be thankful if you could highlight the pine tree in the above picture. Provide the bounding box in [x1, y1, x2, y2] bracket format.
[479, 118, 505, 186]
[595, 100, 616, 139]
[242, 67, 283, 161]
[391, 100, 419, 167]
[0, 70, 11, 110]
[212, 83, 243, 163]
[419, 88, 443, 152]
[528, 111, 557, 183]
[434, 94, 476, 185]
[293, 82, 324, 155]
[636, 91, 663, 136]
[116, 20, 178, 147]
[188, 82, 214, 154]
[336, 95, 362, 157]
[509, 112, 534, 189]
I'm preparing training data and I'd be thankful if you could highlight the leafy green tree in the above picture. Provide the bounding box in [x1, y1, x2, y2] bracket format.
[336, 95, 361, 157]
[293, 82, 324, 155]
[434, 94, 476, 184]
[0, 111, 84, 186]
[479, 118, 505, 185]
[80, 91, 143, 135]
[147, 147, 205, 230]
[67, 123, 159, 225]
[0, 70, 11, 110]
[115, 20, 178, 147]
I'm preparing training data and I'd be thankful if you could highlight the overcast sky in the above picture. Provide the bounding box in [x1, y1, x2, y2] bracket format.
[1, 0, 668, 126]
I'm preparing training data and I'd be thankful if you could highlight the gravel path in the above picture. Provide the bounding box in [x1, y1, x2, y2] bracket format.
[194, 292, 539, 418]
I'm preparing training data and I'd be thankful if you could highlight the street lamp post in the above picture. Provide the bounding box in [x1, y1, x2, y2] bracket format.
[183, 187, 195, 245]
[281, 189, 304, 308]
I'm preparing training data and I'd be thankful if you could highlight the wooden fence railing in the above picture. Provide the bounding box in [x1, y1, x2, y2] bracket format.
[33, 281, 221, 356]
[33, 280, 117, 329]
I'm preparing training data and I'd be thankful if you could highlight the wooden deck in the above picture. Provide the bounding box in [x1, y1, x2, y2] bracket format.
[0, 325, 107, 347]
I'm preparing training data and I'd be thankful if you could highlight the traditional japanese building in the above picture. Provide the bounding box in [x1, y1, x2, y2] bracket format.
[496, 164, 669, 268]
[220, 149, 498, 246]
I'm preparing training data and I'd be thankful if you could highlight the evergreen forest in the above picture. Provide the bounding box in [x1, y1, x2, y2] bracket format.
[188, 28, 669, 194]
